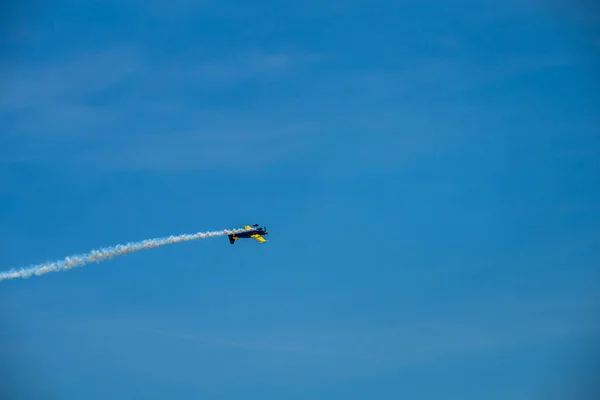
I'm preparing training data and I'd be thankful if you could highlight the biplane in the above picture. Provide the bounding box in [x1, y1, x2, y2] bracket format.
[228, 224, 269, 244]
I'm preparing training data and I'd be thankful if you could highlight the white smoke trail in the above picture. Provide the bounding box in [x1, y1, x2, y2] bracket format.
[0, 227, 250, 282]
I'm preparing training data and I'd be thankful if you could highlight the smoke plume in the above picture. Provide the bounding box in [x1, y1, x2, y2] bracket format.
[0, 227, 249, 282]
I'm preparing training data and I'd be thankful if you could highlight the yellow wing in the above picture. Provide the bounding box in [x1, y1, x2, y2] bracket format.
[251, 234, 267, 243]
[244, 225, 253, 229]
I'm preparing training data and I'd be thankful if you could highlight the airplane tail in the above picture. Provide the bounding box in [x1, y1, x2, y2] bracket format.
[228, 235, 235, 244]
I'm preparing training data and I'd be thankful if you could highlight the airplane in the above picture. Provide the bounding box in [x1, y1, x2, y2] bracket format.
[228, 224, 269, 244]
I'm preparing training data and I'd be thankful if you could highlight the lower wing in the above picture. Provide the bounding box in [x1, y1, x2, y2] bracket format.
[251, 234, 267, 243]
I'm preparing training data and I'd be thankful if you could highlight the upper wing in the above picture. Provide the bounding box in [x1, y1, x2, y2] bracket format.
[251, 234, 267, 243]
[244, 225, 253, 230]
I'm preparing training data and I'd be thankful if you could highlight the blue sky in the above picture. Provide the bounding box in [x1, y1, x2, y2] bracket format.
[1, 0, 599, 398]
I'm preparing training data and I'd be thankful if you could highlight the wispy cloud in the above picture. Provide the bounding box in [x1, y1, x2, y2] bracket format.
[150, 328, 307, 354]
[1, 46, 319, 120]
[0, 3, 588, 174]
[61, 288, 600, 368]
[1, 46, 141, 108]
[0, 46, 325, 170]
[71, 127, 319, 172]
[182, 51, 325, 84]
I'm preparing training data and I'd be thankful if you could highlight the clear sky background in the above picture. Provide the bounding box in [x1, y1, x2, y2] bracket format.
[1, 1, 599, 399]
